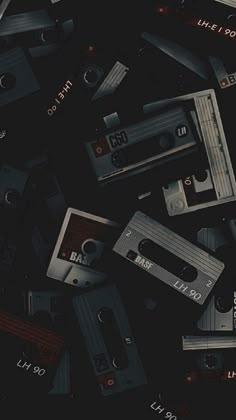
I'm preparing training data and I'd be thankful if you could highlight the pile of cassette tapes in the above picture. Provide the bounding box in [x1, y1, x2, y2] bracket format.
[2, 0, 236, 417]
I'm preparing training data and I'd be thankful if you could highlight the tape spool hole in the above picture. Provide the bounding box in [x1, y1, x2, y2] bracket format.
[4, 189, 21, 207]
[204, 354, 217, 369]
[83, 240, 97, 254]
[41, 29, 58, 43]
[112, 150, 127, 168]
[158, 133, 174, 151]
[194, 170, 208, 182]
[72, 279, 78, 284]
[97, 307, 112, 324]
[83, 66, 103, 87]
[227, 14, 236, 24]
[85, 69, 99, 84]
[0, 73, 16, 90]
[112, 355, 127, 369]
[215, 294, 232, 313]
[179, 265, 198, 282]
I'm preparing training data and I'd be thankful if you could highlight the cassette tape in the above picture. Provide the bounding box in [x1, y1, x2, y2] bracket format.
[0, 48, 39, 106]
[0, 10, 74, 57]
[72, 284, 147, 396]
[141, 31, 210, 82]
[0, 164, 29, 231]
[47, 208, 119, 288]
[45, 36, 131, 119]
[26, 290, 68, 332]
[196, 226, 236, 332]
[144, 90, 236, 215]
[25, 155, 66, 226]
[208, 55, 236, 89]
[0, 308, 64, 396]
[85, 104, 200, 185]
[26, 290, 71, 396]
[182, 335, 236, 383]
[113, 211, 225, 307]
[155, 0, 236, 47]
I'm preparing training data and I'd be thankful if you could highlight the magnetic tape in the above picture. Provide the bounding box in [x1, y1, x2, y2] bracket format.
[72, 284, 147, 396]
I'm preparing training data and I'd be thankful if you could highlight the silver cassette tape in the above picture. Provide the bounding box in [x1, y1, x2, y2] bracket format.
[72, 284, 147, 396]
[26, 290, 71, 396]
[196, 226, 236, 332]
[85, 105, 199, 185]
[47, 208, 119, 288]
[0, 48, 39, 106]
[144, 89, 236, 215]
[113, 211, 225, 305]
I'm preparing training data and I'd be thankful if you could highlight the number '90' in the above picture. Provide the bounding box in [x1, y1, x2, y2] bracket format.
[33, 366, 46, 376]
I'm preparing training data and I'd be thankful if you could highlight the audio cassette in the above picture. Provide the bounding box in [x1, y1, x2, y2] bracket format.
[0, 10, 74, 57]
[26, 290, 71, 396]
[155, 0, 236, 47]
[85, 104, 199, 185]
[0, 308, 65, 396]
[45, 34, 131, 120]
[26, 290, 68, 333]
[47, 208, 120, 288]
[196, 226, 236, 332]
[144, 89, 236, 215]
[141, 31, 210, 82]
[113, 211, 225, 307]
[208, 55, 236, 89]
[0, 164, 29, 230]
[72, 284, 147, 396]
[0, 48, 39, 106]
[26, 155, 66, 226]
[182, 335, 236, 383]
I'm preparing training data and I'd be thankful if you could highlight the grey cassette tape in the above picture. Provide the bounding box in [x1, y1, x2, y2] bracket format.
[197, 226, 236, 332]
[26, 290, 71, 396]
[85, 105, 199, 185]
[47, 208, 119, 288]
[144, 90, 236, 215]
[113, 212, 225, 306]
[0, 10, 74, 58]
[73, 284, 147, 396]
[0, 48, 39, 106]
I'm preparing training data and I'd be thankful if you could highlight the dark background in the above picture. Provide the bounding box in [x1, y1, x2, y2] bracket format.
[1, 0, 236, 417]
